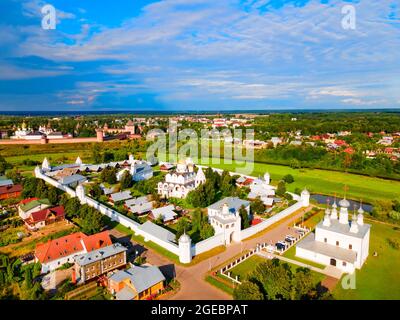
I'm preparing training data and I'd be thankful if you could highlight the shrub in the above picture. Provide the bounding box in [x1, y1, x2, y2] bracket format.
[387, 238, 400, 250]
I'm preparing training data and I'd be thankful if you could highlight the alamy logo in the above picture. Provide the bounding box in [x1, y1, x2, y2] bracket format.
[341, 5, 356, 30]
[341, 272, 356, 290]
[41, 4, 57, 30]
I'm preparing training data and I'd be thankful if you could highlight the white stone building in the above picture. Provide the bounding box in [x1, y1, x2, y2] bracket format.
[207, 197, 250, 245]
[157, 158, 206, 199]
[296, 199, 371, 273]
[247, 173, 276, 206]
[116, 155, 153, 182]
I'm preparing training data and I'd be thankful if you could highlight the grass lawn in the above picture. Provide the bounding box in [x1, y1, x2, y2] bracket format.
[229, 255, 266, 281]
[283, 246, 326, 269]
[205, 275, 235, 296]
[333, 221, 400, 300]
[197, 158, 400, 204]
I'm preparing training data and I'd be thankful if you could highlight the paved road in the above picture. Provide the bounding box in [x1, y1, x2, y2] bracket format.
[109, 207, 310, 300]
[171, 207, 311, 300]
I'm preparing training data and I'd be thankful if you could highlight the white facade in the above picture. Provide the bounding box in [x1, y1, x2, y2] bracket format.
[40, 251, 85, 274]
[207, 197, 250, 245]
[19, 203, 51, 220]
[178, 233, 192, 264]
[116, 160, 153, 182]
[157, 159, 206, 199]
[296, 200, 370, 273]
[248, 173, 275, 206]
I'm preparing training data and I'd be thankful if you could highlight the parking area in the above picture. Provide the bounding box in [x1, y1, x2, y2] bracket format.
[273, 226, 309, 253]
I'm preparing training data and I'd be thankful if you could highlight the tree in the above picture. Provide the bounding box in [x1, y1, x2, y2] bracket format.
[91, 144, 102, 164]
[233, 281, 264, 300]
[90, 184, 103, 199]
[120, 171, 133, 189]
[283, 174, 294, 184]
[103, 151, 114, 163]
[47, 187, 58, 205]
[251, 259, 292, 300]
[239, 205, 250, 229]
[251, 197, 265, 215]
[175, 218, 191, 241]
[290, 268, 314, 300]
[191, 209, 203, 232]
[64, 197, 81, 219]
[100, 167, 117, 185]
[200, 222, 214, 240]
[79, 206, 105, 235]
[276, 180, 286, 197]
[24, 268, 32, 290]
[6, 169, 22, 183]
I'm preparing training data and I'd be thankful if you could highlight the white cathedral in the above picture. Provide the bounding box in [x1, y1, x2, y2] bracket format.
[157, 158, 206, 199]
[296, 198, 371, 273]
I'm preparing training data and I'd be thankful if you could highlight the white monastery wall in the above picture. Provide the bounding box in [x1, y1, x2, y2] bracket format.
[193, 233, 225, 255]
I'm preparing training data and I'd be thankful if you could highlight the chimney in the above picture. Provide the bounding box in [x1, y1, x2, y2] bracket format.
[71, 268, 76, 285]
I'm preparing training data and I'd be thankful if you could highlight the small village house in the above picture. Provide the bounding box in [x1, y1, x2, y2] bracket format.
[108, 265, 166, 300]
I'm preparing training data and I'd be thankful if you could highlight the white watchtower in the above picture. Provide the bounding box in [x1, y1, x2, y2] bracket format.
[178, 232, 192, 264]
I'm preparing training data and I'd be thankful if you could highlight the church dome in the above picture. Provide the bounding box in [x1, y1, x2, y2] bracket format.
[179, 233, 191, 243]
[339, 198, 350, 208]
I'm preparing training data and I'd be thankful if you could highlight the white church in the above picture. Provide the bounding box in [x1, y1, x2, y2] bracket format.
[116, 155, 153, 182]
[296, 198, 371, 273]
[157, 158, 206, 199]
[247, 173, 276, 207]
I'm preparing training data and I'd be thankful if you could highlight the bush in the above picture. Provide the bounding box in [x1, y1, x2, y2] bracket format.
[387, 238, 400, 250]
[388, 211, 400, 221]
[283, 174, 294, 184]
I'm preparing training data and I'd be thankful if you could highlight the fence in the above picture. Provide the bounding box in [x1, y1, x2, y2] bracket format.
[219, 242, 270, 285]
[192, 233, 225, 256]
[239, 201, 304, 241]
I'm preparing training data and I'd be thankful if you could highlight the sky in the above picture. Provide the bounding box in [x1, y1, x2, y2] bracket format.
[0, 0, 399, 112]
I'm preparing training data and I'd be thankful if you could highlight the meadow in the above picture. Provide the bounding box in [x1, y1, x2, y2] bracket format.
[333, 220, 400, 300]
[2, 142, 400, 203]
[197, 158, 400, 204]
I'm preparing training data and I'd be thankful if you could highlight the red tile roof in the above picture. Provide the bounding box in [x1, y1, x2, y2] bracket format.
[35, 231, 112, 264]
[0, 184, 22, 195]
[82, 230, 113, 251]
[27, 206, 65, 223]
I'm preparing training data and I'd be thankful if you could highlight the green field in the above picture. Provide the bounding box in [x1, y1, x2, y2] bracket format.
[333, 221, 400, 300]
[197, 158, 400, 204]
[3, 142, 400, 203]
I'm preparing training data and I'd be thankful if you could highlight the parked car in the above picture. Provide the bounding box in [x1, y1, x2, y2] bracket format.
[275, 241, 287, 250]
[285, 235, 296, 243]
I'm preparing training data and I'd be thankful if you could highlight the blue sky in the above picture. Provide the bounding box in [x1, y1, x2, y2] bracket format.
[0, 0, 399, 111]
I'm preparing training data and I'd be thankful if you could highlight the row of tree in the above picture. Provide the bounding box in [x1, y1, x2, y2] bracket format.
[60, 196, 106, 235]
[233, 259, 332, 300]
